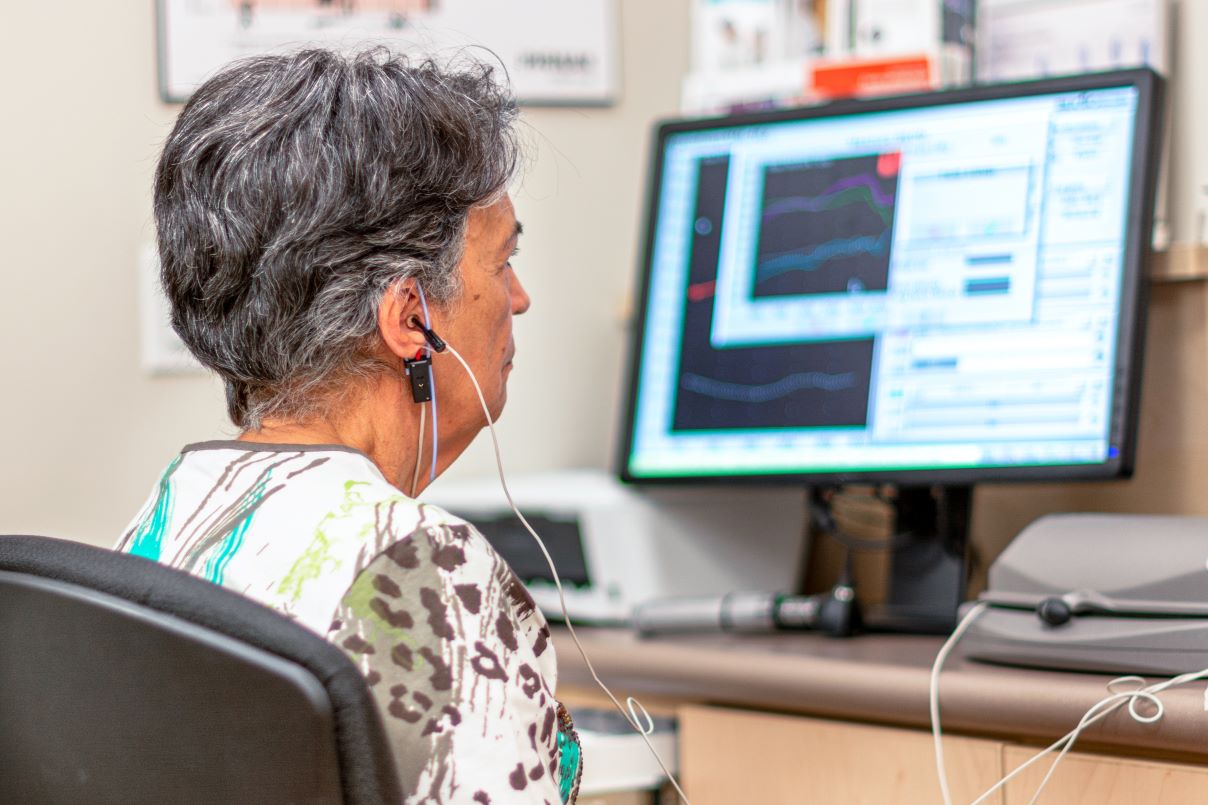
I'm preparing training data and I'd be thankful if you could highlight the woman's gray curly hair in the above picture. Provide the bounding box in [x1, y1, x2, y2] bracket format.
[154, 47, 520, 429]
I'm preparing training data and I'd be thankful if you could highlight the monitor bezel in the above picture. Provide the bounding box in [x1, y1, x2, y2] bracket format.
[618, 68, 1164, 487]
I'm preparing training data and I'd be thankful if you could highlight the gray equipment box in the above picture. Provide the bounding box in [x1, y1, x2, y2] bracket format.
[961, 513, 1208, 675]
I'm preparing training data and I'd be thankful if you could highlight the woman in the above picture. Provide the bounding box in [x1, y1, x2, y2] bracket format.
[116, 48, 580, 804]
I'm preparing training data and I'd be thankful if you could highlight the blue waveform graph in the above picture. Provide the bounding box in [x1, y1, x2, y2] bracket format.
[755, 230, 891, 286]
[753, 152, 898, 299]
[681, 370, 858, 403]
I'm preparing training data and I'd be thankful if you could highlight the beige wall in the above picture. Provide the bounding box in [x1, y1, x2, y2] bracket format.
[3, 1, 1206, 576]
[0, 1, 690, 547]
[0, 4, 222, 547]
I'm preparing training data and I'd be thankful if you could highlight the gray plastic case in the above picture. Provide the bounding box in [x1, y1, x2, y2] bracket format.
[961, 513, 1208, 675]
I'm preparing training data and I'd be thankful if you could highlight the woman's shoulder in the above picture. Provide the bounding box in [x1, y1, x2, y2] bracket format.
[360, 500, 518, 600]
[138, 443, 489, 625]
[354, 500, 547, 635]
[172, 440, 467, 535]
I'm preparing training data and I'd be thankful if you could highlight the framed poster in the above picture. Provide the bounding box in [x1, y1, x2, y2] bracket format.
[157, 0, 619, 106]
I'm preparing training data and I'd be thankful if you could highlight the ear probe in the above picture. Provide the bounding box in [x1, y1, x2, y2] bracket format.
[409, 316, 446, 353]
[403, 318, 447, 405]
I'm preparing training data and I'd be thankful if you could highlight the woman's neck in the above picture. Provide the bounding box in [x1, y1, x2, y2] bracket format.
[238, 377, 434, 495]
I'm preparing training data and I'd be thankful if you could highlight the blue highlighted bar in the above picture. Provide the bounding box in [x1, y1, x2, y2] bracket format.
[966, 254, 1014, 266]
[965, 277, 1011, 295]
[912, 358, 959, 370]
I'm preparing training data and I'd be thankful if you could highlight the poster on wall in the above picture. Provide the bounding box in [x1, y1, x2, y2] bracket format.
[157, 0, 619, 106]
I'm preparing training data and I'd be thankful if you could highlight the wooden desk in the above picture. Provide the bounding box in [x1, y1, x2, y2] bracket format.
[553, 628, 1208, 804]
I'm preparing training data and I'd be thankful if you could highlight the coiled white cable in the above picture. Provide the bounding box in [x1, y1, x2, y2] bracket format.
[971, 667, 1208, 805]
[932, 602, 1208, 805]
[443, 342, 691, 805]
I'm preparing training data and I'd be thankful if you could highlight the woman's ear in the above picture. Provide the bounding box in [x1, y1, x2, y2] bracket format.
[377, 279, 431, 360]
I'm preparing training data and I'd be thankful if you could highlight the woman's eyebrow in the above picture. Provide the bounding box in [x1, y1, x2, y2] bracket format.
[502, 220, 523, 253]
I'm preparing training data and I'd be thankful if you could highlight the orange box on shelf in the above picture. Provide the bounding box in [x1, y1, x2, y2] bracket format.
[810, 54, 935, 101]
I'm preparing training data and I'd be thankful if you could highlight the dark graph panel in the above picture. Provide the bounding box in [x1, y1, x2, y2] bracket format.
[753, 152, 899, 298]
[671, 157, 875, 432]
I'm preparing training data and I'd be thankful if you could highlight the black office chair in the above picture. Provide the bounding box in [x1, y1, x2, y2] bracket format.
[0, 535, 402, 805]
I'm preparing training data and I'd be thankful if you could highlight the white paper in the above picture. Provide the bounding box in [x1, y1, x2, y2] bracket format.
[692, 0, 824, 72]
[681, 59, 808, 115]
[977, 0, 1168, 82]
[159, 0, 618, 105]
[853, 0, 940, 55]
[692, 0, 780, 72]
[826, 0, 854, 56]
[779, 0, 826, 60]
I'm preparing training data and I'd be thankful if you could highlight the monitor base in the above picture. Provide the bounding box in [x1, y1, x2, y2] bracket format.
[809, 485, 971, 635]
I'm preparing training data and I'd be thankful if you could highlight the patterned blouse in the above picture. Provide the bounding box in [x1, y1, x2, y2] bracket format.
[116, 441, 582, 804]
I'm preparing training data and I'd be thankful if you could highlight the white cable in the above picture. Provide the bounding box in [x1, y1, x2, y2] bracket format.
[417, 287, 440, 484]
[1024, 668, 1208, 805]
[932, 601, 1208, 805]
[965, 669, 1207, 805]
[443, 342, 692, 805]
[1023, 675, 1150, 805]
[1023, 679, 1151, 805]
[930, 601, 989, 805]
[411, 402, 426, 498]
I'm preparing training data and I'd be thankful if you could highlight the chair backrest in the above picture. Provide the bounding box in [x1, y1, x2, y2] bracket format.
[0, 535, 401, 805]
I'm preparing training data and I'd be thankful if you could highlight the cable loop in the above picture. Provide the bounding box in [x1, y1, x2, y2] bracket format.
[627, 697, 656, 735]
[1101, 676, 1162, 723]
[1105, 675, 1144, 694]
[935, 609, 1208, 805]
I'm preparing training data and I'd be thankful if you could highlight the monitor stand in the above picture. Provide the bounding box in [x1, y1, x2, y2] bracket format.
[811, 485, 971, 635]
[872, 485, 971, 634]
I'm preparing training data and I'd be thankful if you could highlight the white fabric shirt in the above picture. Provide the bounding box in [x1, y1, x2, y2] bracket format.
[118, 441, 579, 804]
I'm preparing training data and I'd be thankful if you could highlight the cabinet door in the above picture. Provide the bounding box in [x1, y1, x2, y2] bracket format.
[1002, 746, 1208, 805]
[679, 704, 1004, 805]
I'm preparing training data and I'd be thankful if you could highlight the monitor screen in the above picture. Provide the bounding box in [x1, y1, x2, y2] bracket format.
[621, 70, 1162, 485]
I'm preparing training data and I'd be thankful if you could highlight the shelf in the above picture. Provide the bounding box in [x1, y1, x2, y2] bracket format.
[1151, 243, 1208, 282]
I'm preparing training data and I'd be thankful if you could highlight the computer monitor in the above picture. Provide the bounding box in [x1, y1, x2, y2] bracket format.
[620, 70, 1163, 488]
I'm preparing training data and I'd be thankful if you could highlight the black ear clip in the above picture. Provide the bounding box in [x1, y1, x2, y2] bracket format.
[404, 354, 433, 403]
[403, 316, 445, 403]
[419, 324, 446, 353]
[408, 316, 447, 353]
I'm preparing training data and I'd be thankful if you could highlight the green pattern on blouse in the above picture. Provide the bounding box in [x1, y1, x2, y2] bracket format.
[277, 479, 371, 602]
